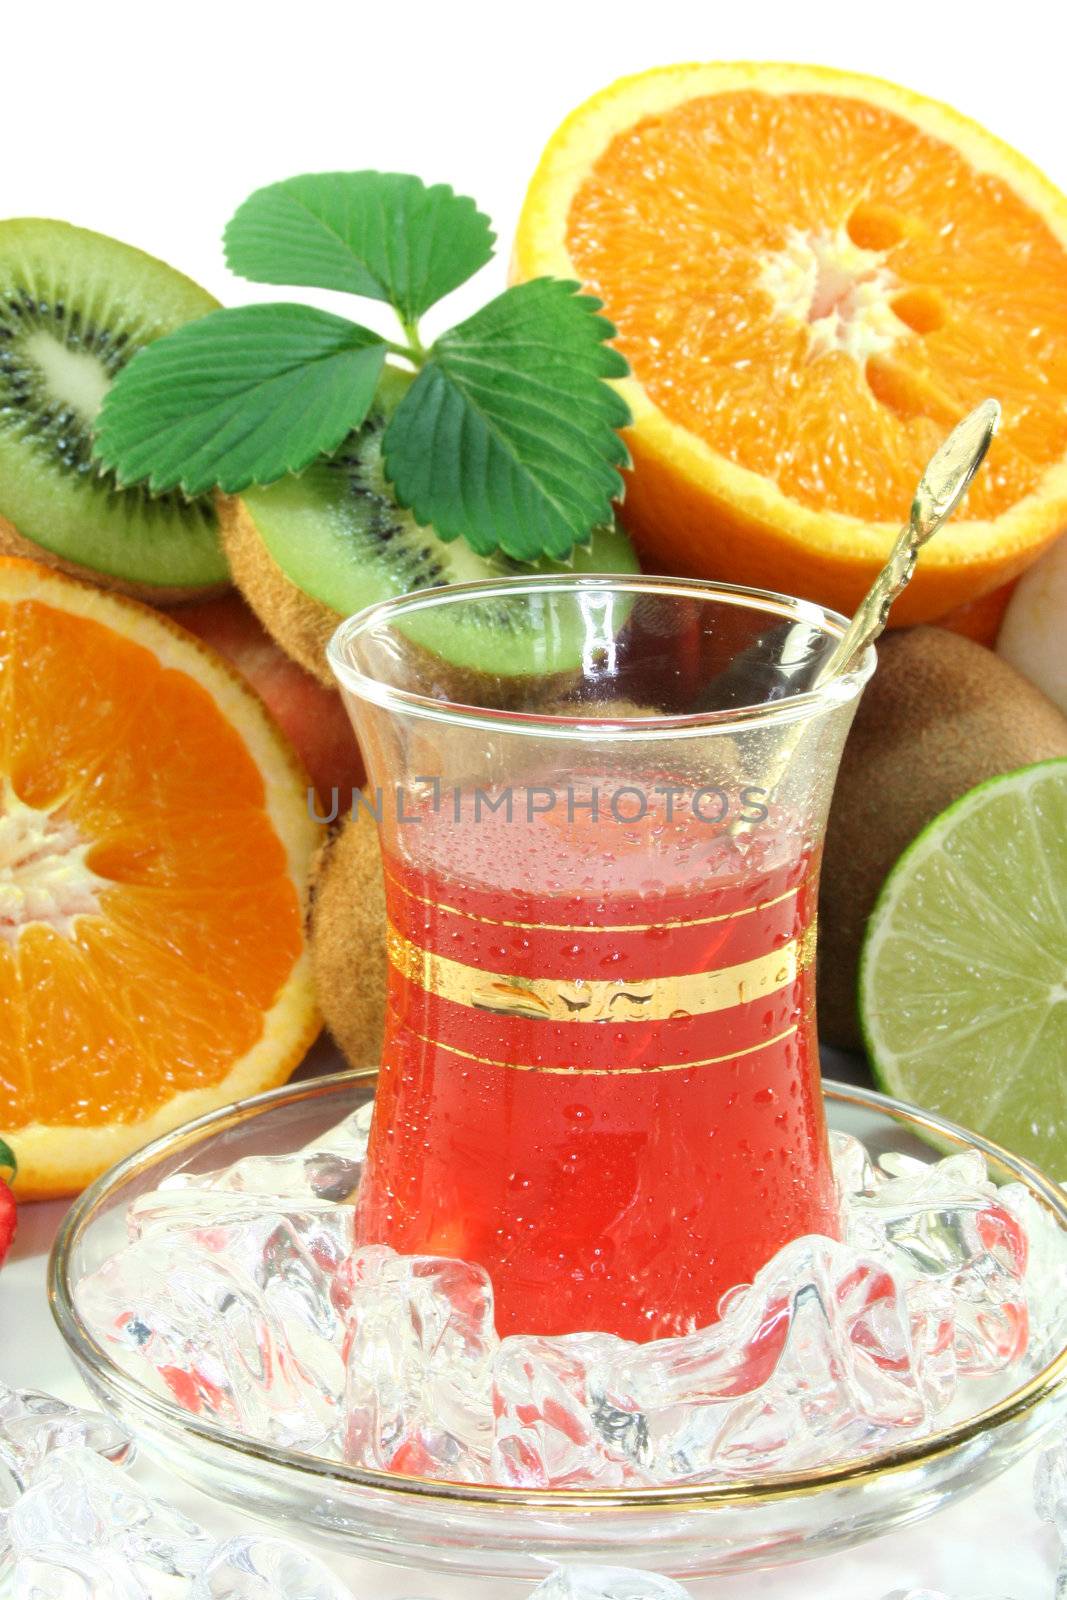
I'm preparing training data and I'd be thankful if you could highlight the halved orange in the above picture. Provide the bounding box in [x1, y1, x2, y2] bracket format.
[514, 63, 1067, 622]
[0, 558, 320, 1198]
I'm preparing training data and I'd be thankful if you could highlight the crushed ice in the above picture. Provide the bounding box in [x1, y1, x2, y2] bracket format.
[1035, 1421, 1067, 1600]
[0, 1385, 1024, 1596]
[72, 1109, 1066, 1491]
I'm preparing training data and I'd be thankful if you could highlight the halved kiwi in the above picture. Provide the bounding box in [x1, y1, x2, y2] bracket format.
[0, 218, 227, 599]
[220, 369, 640, 686]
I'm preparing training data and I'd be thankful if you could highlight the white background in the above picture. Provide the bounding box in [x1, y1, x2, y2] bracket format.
[5, 1, 1067, 1594]
[6, 0, 1067, 333]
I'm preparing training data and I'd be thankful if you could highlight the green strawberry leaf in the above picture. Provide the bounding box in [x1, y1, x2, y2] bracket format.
[93, 304, 387, 496]
[0, 1137, 16, 1183]
[224, 172, 495, 325]
[382, 279, 631, 561]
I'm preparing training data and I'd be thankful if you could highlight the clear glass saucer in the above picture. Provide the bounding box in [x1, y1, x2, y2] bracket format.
[49, 1071, 1067, 1579]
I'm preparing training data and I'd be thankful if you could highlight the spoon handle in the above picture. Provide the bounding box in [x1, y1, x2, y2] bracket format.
[727, 399, 1003, 839]
[816, 398, 1001, 684]
[817, 517, 927, 684]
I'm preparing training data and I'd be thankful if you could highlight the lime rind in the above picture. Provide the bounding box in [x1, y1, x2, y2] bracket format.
[859, 758, 1067, 1174]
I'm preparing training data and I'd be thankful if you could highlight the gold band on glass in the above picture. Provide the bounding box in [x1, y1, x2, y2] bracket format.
[387, 1021, 801, 1074]
[386, 923, 808, 1023]
[384, 866, 799, 933]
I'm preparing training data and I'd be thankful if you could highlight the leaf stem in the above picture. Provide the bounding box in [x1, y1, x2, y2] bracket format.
[385, 342, 425, 369]
[399, 317, 427, 364]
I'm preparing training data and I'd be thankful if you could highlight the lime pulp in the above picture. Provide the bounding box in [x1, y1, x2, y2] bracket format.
[860, 759, 1067, 1176]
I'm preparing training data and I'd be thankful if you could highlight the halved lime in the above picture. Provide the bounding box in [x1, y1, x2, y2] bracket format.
[859, 758, 1067, 1175]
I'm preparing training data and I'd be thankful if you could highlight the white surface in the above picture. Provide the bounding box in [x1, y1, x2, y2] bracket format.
[5, 0, 1067, 1591]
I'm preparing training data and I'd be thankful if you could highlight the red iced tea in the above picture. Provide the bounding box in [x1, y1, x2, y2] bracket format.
[356, 778, 838, 1341]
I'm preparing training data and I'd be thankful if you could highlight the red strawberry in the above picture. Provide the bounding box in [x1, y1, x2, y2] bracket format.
[0, 1139, 17, 1268]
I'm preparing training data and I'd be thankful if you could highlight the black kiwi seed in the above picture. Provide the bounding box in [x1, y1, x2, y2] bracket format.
[0, 294, 143, 475]
[325, 405, 539, 637]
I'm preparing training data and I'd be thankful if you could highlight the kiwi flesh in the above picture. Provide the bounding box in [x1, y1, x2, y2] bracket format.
[0, 218, 227, 598]
[222, 368, 640, 685]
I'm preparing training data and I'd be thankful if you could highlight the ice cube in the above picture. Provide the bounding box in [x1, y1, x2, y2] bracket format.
[843, 1152, 1028, 1376]
[190, 1534, 355, 1599]
[0, 1464, 17, 1522]
[1035, 1429, 1067, 1538]
[491, 1334, 637, 1488]
[153, 1202, 354, 1326]
[328, 1243, 399, 1317]
[1001, 1182, 1067, 1369]
[127, 1187, 354, 1257]
[342, 1251, 496, 1482]
[0, 1383, 133, 1509]
[164, 1150, 364, 1205]
[829, 1129, 876, 1200]
[125, 1196, 353, 1405]
[6, 1448, 211, 1576]
[528, 1567, 694, 1600]
[1, 1383, 74, 1428]
[879, 1592, 1020, 1600]
[75, 1218, 346, 1453]
[163, 1103, 373, 1203]
[901, 1278, 958, 1418]
[313, 1100, 374, 1161]
[597, 1237, 952, 1481]
[12, 1546, 150, 1600]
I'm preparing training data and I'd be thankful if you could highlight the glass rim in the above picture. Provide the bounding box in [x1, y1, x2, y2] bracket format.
[326, 574, 877, 740]
[50, 1068, 1067, 1515]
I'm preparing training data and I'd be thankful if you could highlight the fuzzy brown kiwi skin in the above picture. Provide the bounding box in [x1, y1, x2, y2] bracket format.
[218, 493, 341, 687]
[220, 490, 586, 707]
[309, 808, 388, 1069]
[0, 509, 230, 606]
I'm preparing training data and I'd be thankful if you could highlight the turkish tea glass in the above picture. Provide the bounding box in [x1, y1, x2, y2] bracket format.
[328, 574, 875, 1342]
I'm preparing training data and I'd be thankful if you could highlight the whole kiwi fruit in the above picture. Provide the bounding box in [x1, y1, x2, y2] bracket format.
[309, 808, 388, 1069]
[819, 626, 1067, 1048]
